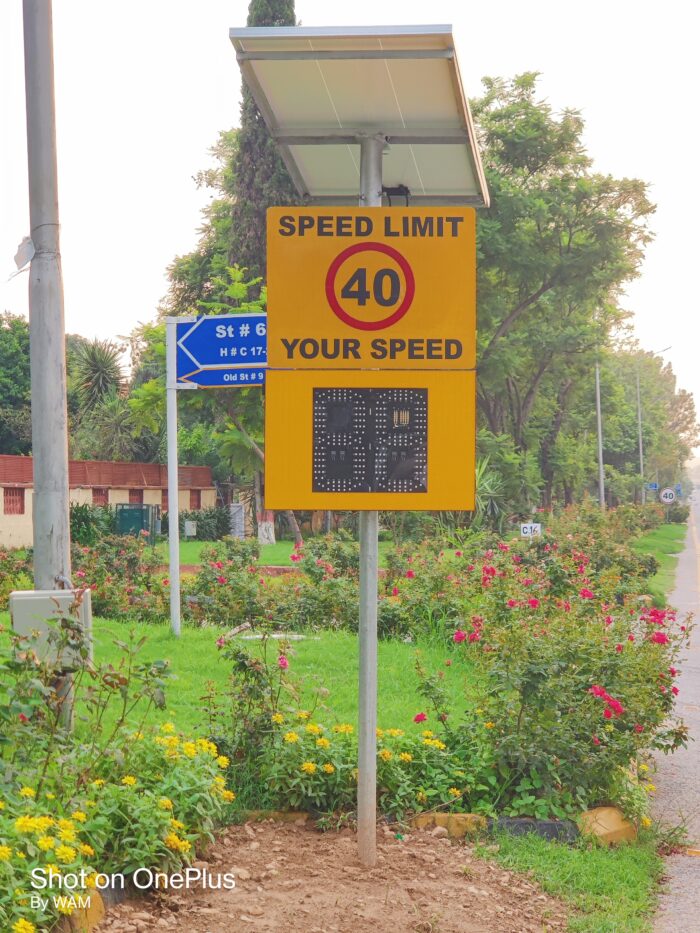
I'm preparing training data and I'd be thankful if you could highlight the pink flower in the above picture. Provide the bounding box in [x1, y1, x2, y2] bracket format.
[278, 655, 289, 670]
[604, 708, 613, 719]
[593, 735, 601, 745]
[216, 575, 226, 584]
[498, 543, 510, 552]
[454, 550, 463, 557]
[467, 564, 475, 572]
[216, 636, 226, 649]
[18, 713, 28, 723]
[214, 561, 223, 569]
[604, 615, 613, 626]
[589, 685, 607, 698]
[468, 632, 480, 643]
[405, 570, 415, 579]
[672, 686, 680, 696]
[627, 633, 634, 642]
[615, 644, 623, 653]
[413, 712, 427, 723]
[507, 599, 517, 608]
[651, 632, 670, 645]
[290, 553, 302, 563]
[162, 578, 169, 586]
[634, 723, 644, 734]
[75, 570, 86, 579]
[579, 588, 595, 599]
[391, 586, 399, 596]
[669, 667, 678, 677]
[528, 597, 540, 609]
[523, 578, 533, 587]
[453, 630, 467, 643]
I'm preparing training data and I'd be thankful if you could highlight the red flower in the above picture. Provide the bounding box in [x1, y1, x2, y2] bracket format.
[603, 707, 613, 719]
[615, 644, 623, 653]
[290, 553, 302, 563]
[498, 542, 510, 552]
[391, 586, 399, 597]
[589, 685, 607, 698]
[444, 659, 453, 667]
[467, 564, 475, 572]
[593, 735, 601, 745]
[216, 576, 227, 584]
[651, 632, 669, 645]
[528, 597, 540, 609]
[453, 630, 467, 643]
[669, 667, 678, 677]
[454, 550, 463, 557]
[579, 588, 595, 599]
[604, 615, 613, 626]
[523, 578, 533, 587]
[162, 578, 169, 586]
[216, 636, 226, 649]
[507, 599, 517, 608]
[628, 633, 634, 642]
[18, 713, 29, 723]
[672, 686, 680, 696]
[468, 632, 481, 643]
[413, 712, 427, 723]
[405, 570, 415, 579]
[634, 723, 644, 734]
[278, 655, 289, 670]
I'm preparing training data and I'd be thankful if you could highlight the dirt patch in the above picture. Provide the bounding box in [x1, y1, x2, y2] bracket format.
[95, 821, 569, 932]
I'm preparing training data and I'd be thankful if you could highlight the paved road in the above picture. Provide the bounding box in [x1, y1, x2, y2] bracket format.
[654, 479, 700, 931]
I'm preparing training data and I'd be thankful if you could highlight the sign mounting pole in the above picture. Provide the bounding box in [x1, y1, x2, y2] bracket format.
[357, 134, 384, 868]
[166, 319, 181, 637]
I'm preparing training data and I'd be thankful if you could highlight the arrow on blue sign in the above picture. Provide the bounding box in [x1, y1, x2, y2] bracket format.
[176, 313, 267, 387]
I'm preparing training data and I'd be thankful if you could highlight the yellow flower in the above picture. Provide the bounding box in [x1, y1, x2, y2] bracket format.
[37, 836, 56, 851]
[15, 851, 26, 859]
[14, 815, 36, 833]
[45, 793, 56, 800]
[484, 722, 495, 729]
[132, 731, 144, 740]
[92, 779, 105, 788]
[332, 723, 354, 734]
[197, 738, 218, 756]
[423, 738, 447, 750]
[448, 787, 461, 798]
[19, 787, 36, 798]
[55, 844, 76, 864]
[85, 801, 96, 809]
[305, 723, 322, 735]
[79, 843, 95, 857]
[376, 728, 385, 738]
[316, 737, 330, 749]
[170, 819, 185, 831]
[182, 742, 197, 759]
[379, 749, 393, 762]
[0, 844, 11, 860]
[70, 810, 87, 823]
[475, 708, 484, 715]
[13, 920, 36, 933]
[160, 722, 176, 733]
[212, 775, 225, 788]
[645, 783, 656, 793]
[416, 791, 428, 804]
[300, 761, 317, 775]
[158, 797, 174, 811]
[221, 790, 236, 803]
[121, 775, 137, 787]
[85, 872, 98, 889]
[641, 816, 652, 828]
[216, 755, 230, 769]
[283, 731, 299, 744]
[44, 863, 60, 874]
[386, 728, 404, 737]
[0, 801, 4, 809]
[56, 896, 75, 915]
[165, 749, 180, 761]
[271, 713, 284, 724]
[296, 710, 311, 720]
[322, 763, 335, 774]
[421, 730, 434, 738]
[639, 763, 649, 773]
[399, 752, 413, 763]
[36, 816, 55, 832]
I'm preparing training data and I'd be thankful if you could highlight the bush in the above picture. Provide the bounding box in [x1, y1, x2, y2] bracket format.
[0, 548, 33, 610]
[69, 503, 115, 545]
[162, 507, 231, 541]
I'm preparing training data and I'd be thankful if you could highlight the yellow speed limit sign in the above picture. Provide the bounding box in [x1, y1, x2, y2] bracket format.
[267, 207, 475, 370]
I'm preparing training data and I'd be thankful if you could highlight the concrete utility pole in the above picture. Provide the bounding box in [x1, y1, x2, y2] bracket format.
[595, 360, 605, 511]
[356, 134, 384, 869]
[23, 0, 72, 589]
[637, 367, 645, 505]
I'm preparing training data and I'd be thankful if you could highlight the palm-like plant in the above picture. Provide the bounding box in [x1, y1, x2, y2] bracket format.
[73, 339, 125, 410]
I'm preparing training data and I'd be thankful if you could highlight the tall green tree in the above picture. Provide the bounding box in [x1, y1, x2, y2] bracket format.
[72, 339, 125, 410]
[0, 313, 31, 455]
[228, 0, 298, 283]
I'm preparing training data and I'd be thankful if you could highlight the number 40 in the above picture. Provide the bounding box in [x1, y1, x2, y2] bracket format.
[341, 268, 401, 307]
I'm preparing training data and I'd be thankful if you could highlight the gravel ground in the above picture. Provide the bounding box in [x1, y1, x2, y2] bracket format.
[653, 471, 700, 930]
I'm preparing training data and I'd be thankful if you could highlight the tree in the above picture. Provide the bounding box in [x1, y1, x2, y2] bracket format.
[228, 0, 298, 284]
[72, 339, 125, 410]
[0, 313, 31, 455]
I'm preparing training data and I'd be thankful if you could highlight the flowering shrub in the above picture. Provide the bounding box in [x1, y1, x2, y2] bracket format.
[0, 620, 232, 931]
[0, 548, 33, 610]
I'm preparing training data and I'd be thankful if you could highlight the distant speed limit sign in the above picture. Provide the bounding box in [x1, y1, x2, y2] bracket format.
[659, 487, 676, 504]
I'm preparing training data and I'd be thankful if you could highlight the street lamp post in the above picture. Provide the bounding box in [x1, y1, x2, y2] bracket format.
[637, 346, 671, 506]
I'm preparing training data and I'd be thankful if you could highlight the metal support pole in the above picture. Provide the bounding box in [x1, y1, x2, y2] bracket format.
[595, 361, 605, 511]
[357, 134, 384, 868]
[23, 0, 71, 591]
[166, 321, 181, 637]
[637, 367, 645, 505]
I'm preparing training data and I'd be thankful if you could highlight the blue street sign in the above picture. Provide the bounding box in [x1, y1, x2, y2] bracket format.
[675, 483, 682, 494]
[646, 482, 659, 491]
[176, 313, 267, 387]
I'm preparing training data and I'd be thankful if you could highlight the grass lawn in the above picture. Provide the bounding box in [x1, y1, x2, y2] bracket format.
[0, 612, 474, 737]
[632, 523, 687, 604]
[154, 538, 395, 568]
[477, 832, 663, 933]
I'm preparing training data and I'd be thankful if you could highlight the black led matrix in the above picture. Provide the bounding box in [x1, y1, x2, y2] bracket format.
[312, 388, 427, 493]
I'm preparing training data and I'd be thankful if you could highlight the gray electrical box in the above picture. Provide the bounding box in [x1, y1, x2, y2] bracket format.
[9, 589, 93, 670]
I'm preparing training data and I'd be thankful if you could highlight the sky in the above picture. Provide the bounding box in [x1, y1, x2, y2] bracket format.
[1, 1, 698, 405]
